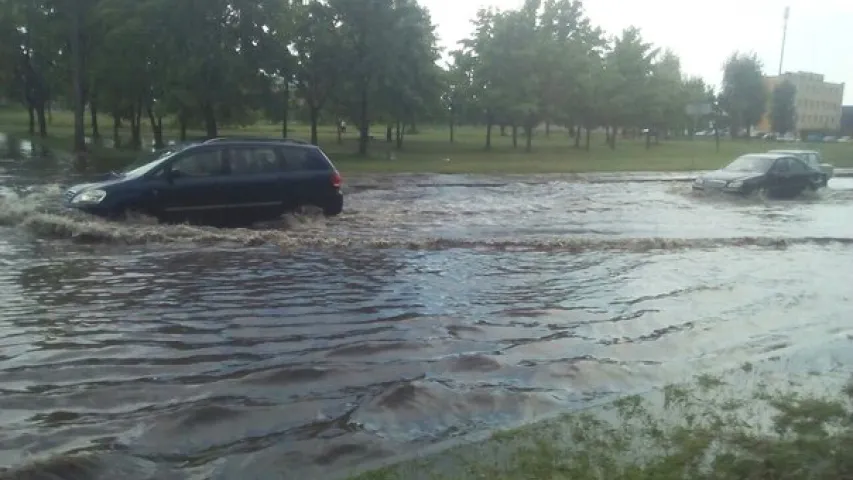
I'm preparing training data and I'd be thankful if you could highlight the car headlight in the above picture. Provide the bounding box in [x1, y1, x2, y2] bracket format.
[71, 189, 107, 205]
[727, 180, 743, 189]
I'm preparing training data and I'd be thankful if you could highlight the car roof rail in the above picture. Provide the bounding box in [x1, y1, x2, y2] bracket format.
[202, 136, 311, 145]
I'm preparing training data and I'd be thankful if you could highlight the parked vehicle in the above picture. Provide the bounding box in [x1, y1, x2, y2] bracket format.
[63, 137, 344, 226]
[767, 149, 833, 186]
[692, 153, 827, 198]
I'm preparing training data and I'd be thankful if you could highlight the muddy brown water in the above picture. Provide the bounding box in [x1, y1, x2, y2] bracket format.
[2, 137, 853, 479]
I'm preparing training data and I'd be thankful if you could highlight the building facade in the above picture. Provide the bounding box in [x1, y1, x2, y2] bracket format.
[756, 71, 845, 134]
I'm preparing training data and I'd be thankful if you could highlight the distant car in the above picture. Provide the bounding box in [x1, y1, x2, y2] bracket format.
[692, 153, 827, 198]
[767, 149, 833, 186]
[63, 137, 344, 226]
[838, 136, 851, 143]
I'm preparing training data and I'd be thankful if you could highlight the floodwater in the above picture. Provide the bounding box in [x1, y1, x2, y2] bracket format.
[2, 137, 853, 479]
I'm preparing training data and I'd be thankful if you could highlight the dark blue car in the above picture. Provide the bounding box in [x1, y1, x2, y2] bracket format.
[692, 152, 827, 198]
[63, 138, 344, 226]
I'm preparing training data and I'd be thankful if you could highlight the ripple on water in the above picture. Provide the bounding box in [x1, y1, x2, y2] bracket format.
[1, 174, 853, 478]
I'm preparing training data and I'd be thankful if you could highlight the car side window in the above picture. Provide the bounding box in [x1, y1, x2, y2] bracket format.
[773, 158, 790, 172]
[807, 154, 820, 167]
[228, 146, 280, 175]
[788, 158, 812, 174]
[303, 149, 332, 171]
[277, 146, 329, 172]
[171, 149, 227, 177]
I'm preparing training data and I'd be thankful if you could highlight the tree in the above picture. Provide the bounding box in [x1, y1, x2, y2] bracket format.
[293, 1, 342, 145]
[0, 0, 740, 159]
[443, 51, 474, 144]
[770, 79, 796, 135]
[720, 52, 767, 138]
[601, 27, 658, 149]
[645, 49, 683, 147]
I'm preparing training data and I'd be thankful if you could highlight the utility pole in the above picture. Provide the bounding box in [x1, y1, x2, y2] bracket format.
[778, 6, 790, 76]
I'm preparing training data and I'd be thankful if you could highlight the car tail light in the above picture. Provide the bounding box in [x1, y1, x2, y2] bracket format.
[331, 171, 342, 188]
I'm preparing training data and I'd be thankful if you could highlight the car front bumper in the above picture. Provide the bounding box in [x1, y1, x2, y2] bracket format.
[61, 200, 113, 218]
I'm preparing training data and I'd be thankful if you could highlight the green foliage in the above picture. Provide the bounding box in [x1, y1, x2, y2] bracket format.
[721, 52, 768, 137]
[771, 80, 797, 135]
[0, 0, 777, 156]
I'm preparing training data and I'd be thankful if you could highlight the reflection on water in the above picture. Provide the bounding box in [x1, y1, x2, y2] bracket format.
[1, 145, 853, 478]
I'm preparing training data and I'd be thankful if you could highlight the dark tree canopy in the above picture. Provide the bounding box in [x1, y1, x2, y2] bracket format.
[770, 80, 797, 135]
[720, 52, 768, 138]
[0, 0, 769, 155]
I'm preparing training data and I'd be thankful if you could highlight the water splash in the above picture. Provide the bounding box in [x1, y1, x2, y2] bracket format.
[2, 183, 852, 253]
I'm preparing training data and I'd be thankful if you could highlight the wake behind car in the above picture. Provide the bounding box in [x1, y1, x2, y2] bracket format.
[692, 152, 827, 199]
[63, 137, 344, 226]
[767, 149, 834, 186]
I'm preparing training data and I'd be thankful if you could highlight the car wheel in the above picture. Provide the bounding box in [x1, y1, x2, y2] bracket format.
[105, 207, 129, 221]
[322, 198, 343, 217]
[322, 206, 341, 217]
[109, 207, 150, 223]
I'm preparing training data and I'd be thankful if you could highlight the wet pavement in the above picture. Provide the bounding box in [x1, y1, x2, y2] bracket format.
[2, 137, 853, 479]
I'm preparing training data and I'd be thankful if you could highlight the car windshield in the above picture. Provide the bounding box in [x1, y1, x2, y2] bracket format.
[120, 145, 189, 177]
[723, 155, 776, 173]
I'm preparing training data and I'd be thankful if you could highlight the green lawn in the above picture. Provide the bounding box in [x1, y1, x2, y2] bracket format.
[349, 368, 853, 480]
[2, 108, 852, 174]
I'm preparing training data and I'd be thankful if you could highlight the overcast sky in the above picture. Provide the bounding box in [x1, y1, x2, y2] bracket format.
[422, 0, 852, 104]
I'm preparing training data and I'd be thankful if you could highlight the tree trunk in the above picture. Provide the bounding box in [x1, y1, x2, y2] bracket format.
[69, 0, 86, 154]
[512, 125, 518, 148]
[27, 104, 35, 135]
[35, 101, 47, 138]
[202, 102, 217, 139]
[336, 122, 342, 144]
[525, 124, 533, 152]
[309, 107, 319, 145]
[90, 98, 100, 144]
[112, 111, 121, 148]
[545, 121, 551, 137]
[130, 101, 143, 149]
[574, 125, 581, 148]
[386, 125, 393, 143]
[178, 109, 188, 142]
[645, 130, 652, 149]
[585, 127, 591, 151]
[609, 126, 617, 149]
[395, 121, 404, 150]
[358, 85, 369, 156]
[500, 124, 507, 136]
[485, 116, 493, 150]
[449, 109, 455, 144]
[281, 82, 290, 138]
[147, 105, 163, 149]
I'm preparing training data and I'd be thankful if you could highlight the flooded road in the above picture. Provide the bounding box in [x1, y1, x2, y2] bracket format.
[2, 141, 853, 479]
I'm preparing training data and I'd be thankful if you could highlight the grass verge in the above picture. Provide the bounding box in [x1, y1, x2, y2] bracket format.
[348, 368, 853, 480]
[3, 108, 853, 174]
